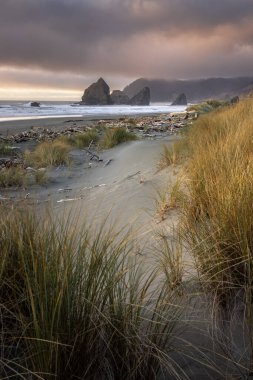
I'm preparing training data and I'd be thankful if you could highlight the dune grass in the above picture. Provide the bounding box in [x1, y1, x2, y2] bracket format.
[61, 129, 99, 149]
[34, 169, 48, 185]
[0, 142, 17, 156]
[0, 206, 193, 380]
[0, 167, 27, 187]
[187, 99, 229, 114]
[24, 139, 72, 168]
[155, 179, 186, 221]
[171, 99, 253, 305]
[158, 139, 189, 170]
[100, 127, 137, 149]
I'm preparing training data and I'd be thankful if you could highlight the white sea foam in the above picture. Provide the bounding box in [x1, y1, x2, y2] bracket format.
[0, 102, 187, 122]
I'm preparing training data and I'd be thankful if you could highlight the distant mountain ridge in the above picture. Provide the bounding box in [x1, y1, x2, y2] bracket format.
[123, 77, 253, 102]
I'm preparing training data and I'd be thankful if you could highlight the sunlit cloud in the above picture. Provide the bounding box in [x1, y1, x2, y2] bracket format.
[1, 0, 253, 99]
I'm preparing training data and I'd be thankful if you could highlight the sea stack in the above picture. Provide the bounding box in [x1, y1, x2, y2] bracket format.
[111, 90, 130, 105]
[172, 93, 187, 106]
[81, 77, 112, 105]
[30, 101, 40, 107]
[129, 87, 150, 106]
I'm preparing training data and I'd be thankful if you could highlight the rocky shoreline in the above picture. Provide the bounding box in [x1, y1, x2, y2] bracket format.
[0, 111, 196, 171]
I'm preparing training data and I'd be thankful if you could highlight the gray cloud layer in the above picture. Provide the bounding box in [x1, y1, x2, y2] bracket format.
[1, 0, 253, 93]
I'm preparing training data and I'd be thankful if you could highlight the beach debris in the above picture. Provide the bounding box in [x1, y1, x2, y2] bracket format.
[125, 171, 141, 180]
[4, 112, 195, 148]
[7, 125, 91, 144]
[83, 148, 101, 161]
[104, 159, 113, 167]
[82, 184, 106, 191]
[0, 195, 10, 201]
[57, 197, 82, 203]
[58, 188, 72, 193]
[0, 157, 24, 169]
[94, 183, 106, 188]
[26, 167, 36, 172]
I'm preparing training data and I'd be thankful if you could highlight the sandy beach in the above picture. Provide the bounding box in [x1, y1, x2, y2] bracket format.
[0, 112, 249, 378]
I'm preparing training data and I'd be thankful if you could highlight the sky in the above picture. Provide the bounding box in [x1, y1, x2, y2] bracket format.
[1, 0, 253, 100]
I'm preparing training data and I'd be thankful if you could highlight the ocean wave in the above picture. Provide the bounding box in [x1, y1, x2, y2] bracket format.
[0, 102, 187, 122]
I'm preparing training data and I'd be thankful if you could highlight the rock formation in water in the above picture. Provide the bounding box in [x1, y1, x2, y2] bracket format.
[111, 90, 130, 105]
[81, 79, 151, 106]
[81, 78, 112, 105]
[30, 101, 40, 107]
[172, 93, 187, 105]
[129, 87, 150, 106]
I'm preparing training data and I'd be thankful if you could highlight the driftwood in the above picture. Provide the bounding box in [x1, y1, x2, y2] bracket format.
[83, 148, 101, 161]
[104, 159, 112, 167]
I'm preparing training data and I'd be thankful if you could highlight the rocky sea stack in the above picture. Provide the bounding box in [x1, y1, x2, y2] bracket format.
[111, 90, 130, 105]
[81, 78, 150, 106]
[30, 101, 40, 107]
[172, 93, 187, 106]
[129, 87, 150, 106]
[81, 77, 112, 105]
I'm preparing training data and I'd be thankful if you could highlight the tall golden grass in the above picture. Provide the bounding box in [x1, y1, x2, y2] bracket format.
[100, 127, 137, 149]
[0, 207, 192, 379]
[179, 99, 253, 304]
[24, 139, 72, 168]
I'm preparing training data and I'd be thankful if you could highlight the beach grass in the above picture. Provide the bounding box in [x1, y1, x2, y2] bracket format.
[155, 178, 186, 221]
[158, 139, 189, 170]
[100, 127, 137, 149]
[0, 166, 27, 187]
[171, 99, 253, 305]
[0, 142, 18, 156]
[187, 99, 229, 114]
[24, 139, 72, 168]
[34, 168, 48, 185]
[61, 129, 99, 148]
[0, 206, 193, 380]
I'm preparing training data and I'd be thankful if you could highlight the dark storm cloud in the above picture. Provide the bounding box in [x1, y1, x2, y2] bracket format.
[1, 0, 253, 90]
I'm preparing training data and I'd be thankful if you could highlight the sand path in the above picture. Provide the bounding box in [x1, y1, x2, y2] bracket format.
[12, 137, 179, 269]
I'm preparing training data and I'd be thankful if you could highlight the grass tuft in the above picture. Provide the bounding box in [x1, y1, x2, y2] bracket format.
[0, 167, 27, 187]
[61, 129, 99, 149]
[0, 142, 18, 156]
[158, 139, 189, 169]
[34, 169, 48, 185]
[24, 139, 72, 168]
[100, 127, 137, 149]
[155, 179, 186, 221]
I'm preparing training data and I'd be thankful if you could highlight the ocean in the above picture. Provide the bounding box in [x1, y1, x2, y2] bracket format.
[0, 101, 187, 122]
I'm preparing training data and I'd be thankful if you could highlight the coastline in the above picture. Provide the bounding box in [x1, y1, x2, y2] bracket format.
[0, 112, 178, 135]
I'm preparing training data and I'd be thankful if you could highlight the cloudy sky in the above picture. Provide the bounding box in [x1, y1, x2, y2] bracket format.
[1, 0, 253, 100]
